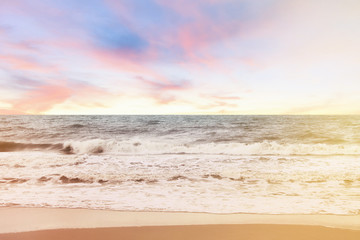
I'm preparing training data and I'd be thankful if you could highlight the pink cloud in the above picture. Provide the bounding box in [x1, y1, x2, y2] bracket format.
[69, 82, 117, 108]
[157, 0, 240, 50]
[137, 76, 190, 91]
[6, 41, 39, 51]
[136, 76, 190, 105]
[0, 54, 58, 73]
[154, 95, 177, 105]
[10, 83, 72, 113]
[85, 48, 169, 84]
[0, 108, 27, 115]
[211, 95, 242, 100]
[105, 0, 245, 71]
[3, 77, 115, 114]
[197, 100, 238, 110]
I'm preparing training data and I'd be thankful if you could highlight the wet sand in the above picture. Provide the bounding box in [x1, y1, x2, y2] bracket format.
[2, 224, 360, 240]
[1, 208, 360, 240]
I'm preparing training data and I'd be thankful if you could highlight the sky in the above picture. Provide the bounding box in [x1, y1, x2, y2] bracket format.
[0, 0, 359, 115]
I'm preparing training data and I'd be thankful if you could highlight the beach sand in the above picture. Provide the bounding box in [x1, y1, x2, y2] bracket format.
[0, 208, 360, 240]
[2, 225, 360, 240]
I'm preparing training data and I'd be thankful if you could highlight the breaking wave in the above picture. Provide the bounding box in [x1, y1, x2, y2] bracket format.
[0, 141, 62, 152]
[61, 139, 360, 155]
[2, 139, 360, 156]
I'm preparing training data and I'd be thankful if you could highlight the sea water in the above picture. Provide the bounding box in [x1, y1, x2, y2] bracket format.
[0, 115, 359, 214]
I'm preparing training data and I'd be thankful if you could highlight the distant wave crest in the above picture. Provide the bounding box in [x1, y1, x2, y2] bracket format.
[1, 139, 359, 155]
[68, 124, 85, 128]
[61, 139, 360, 156]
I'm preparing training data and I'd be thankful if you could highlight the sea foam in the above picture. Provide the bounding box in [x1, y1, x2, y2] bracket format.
[61, 139, 360, 155]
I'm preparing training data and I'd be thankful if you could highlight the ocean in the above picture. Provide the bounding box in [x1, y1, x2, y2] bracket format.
[0, 115, 359, 214]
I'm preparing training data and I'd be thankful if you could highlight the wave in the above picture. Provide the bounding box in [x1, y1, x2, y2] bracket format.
[61, 139, 360, 155]
[145, 120, 162, 125]
[0, 178, 28, 184]
[68, 124, 85, 128]
[0, 141, 62, 152]
[31, 174, 240, 185]
[2, 139, 360, 155]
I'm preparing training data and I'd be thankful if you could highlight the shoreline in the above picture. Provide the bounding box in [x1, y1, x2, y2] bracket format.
[1, 208, 360, 240]
[0, 207, 360, 233]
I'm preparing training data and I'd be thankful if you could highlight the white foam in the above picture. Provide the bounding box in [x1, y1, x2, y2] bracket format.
[62, 139, 360, 156]
[1, 152, 360, 215]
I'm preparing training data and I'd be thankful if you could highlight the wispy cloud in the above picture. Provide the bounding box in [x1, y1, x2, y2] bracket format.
[137, 76, 190, 91]
[10, 82, 72, 113]
[1, 75, 115, 114]
[0, 54, 58, 72]
[0, 0, 359, 114]
[136, 76, 191, 104]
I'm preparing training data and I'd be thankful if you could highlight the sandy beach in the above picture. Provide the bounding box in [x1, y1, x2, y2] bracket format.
[0, 208, 360, 240]
[2, 224, 360, 240]
[2, 0, 360, 237]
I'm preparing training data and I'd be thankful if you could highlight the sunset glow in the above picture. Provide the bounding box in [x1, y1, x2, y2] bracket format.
[1, 0, 359, 114]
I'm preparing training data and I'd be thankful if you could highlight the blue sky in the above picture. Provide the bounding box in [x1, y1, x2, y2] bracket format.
[0, 0, 359, 114]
